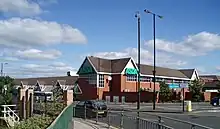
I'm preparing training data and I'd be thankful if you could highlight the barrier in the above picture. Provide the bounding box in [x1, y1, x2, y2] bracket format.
[47, 103, 73, 129]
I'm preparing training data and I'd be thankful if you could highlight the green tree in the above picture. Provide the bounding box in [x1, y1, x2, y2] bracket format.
[0, 76, 14, 105]
[159, 81, 172, 102]
[188, 79, 204, 102]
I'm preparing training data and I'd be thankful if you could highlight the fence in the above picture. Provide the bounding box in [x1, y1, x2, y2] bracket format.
[47, 103, 73, 129]
[73, 106, 173, 129]
[73, 106, 213, 129]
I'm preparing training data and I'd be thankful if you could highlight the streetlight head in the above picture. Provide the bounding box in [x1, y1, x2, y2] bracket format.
[135, 11, 140, 18]
[144, 9, 151, 13]
[157, 15, 163, 19]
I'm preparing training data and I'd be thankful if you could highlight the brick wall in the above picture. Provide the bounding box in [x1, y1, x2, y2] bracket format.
[78, 77, 98, 100]
[103, 91, 159, 103]
[120, 75, 160, 92]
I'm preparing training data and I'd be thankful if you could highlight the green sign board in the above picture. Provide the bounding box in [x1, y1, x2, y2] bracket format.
[125, 68, 138, 75]
[78, 66, 95, 74]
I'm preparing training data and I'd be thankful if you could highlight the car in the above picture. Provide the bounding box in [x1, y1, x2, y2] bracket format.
[74, 100, 108, 118]
[211, 97, 220, 106]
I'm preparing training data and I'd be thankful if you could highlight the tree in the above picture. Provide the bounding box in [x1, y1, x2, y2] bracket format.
[188, 79, 204, 102]
[159, 81, 172, 102]
[0, 76, 14, 105]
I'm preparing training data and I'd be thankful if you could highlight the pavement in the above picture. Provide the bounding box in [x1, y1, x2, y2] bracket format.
[104, 102, 219, 129]
[72, 118, 117, 129]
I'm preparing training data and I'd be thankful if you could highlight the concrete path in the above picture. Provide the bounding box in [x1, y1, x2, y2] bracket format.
[73, 118, 117, 129]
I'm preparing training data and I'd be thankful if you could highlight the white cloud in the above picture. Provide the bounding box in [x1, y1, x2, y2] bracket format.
[0, 18, 87, 48]
[145, 32, 220, 56]
[0, 0, 42, 16]
[89, 47, 187, 68]
[7, 62, 77, 78]
[12, 49, 62, 60]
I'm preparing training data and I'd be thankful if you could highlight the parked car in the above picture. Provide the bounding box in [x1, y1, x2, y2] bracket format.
[211, 97, 220, 106]
[74, 100, 108, 118]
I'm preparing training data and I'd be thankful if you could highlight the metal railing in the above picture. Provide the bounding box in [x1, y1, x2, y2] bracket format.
[1, 105, 20, 127]
[73, 106, 174, 129]
[135, 111, 214, 129]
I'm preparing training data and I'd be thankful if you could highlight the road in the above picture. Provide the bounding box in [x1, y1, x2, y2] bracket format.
[95, 103, 219, 129]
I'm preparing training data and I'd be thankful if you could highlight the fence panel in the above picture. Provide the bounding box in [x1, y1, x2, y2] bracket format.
[47, 103, 73, 129]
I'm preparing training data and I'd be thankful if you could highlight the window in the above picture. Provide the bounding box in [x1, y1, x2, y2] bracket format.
[173, 80, 181, 83]
[156, 78, 163, 82]
[164, 79, 172, 83]
[99, 74, 104, 87]
[140, 77, 151, 82]
[126, 75, 137, 81]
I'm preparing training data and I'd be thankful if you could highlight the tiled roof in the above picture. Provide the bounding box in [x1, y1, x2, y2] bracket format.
[87, 56, 190, 79]
[139, 64, 188, 79]
[200, 75, 220, 81]
[203, 81, 220, 88]
[14, 76, 78, 86]
[14, 76, 78, 92]
[179, 69, 195, 78]
[88, 56, 130, 73]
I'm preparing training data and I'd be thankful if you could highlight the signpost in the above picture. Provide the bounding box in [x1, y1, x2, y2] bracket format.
[180, 83, 188, 112]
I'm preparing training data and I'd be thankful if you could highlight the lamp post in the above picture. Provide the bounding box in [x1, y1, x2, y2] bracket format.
[1, 62, 8, 77]
[135, 11, 141, 129]
[144, 9, 163, 110]
[135, 11, 141, 119]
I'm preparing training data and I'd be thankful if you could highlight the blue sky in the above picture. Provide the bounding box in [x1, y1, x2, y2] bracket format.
[0, 0, 220, 78]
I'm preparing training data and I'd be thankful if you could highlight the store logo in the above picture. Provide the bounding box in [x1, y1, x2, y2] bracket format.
[125, 68, 138, 75]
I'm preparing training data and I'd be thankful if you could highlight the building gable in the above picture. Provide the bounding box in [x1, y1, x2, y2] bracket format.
[77, 57, 97, 75]
[121, 58, 138, 75]
[191, 69, 199, 80]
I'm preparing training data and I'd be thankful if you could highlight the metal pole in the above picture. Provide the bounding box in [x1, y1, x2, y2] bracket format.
[1, 63, 3, 77]
[153, 14, 156, 110]
[137, 13, 141, 112]
[182, 88, 185, 112]
[135, 12, 141, 129]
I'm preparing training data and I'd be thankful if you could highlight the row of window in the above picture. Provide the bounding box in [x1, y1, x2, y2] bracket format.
[79, 74, 105, 87]
[126, 75, 189, 83]
[79, 74, 189, 87]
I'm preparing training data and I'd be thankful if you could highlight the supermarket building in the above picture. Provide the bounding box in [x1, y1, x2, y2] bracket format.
[77, 56, 199, 102]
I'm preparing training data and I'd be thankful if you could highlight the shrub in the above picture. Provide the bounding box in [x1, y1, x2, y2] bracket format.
[12, 115, 53, 129]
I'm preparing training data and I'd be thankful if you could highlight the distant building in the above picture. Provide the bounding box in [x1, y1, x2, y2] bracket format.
[14, 76, 79, 101]
[76, 56, 198, 101]
[200, 75, 220, 92]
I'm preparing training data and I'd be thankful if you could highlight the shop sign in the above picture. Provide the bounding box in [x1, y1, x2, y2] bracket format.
[125, 68, 138, 75]
[180, 83, 188, 88]
[168, 83, 180, 89]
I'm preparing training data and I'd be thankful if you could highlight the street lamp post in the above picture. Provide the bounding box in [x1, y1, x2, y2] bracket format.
[135, 11, 141, 129]
[144, 9, 163, 110]
[1, 62, 8, 77]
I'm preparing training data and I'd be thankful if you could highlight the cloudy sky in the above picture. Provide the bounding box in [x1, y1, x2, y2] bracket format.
[0, 0, 220, 78]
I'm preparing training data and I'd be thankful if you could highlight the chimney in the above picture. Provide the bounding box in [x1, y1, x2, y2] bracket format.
[67, 71, 71, 76]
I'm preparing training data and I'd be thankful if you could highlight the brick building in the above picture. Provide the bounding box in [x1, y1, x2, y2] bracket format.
[77, 56, 199, 102]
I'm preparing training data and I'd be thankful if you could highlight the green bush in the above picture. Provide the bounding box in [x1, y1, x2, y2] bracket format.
[12, 115, 53, 129]
[12, 102, 65, 129]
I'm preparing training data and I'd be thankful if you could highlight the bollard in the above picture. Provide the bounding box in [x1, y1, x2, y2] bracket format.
[107, 109, 110, 129]
[96, 108, 98, 124]
[120, 111, 124, 129]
